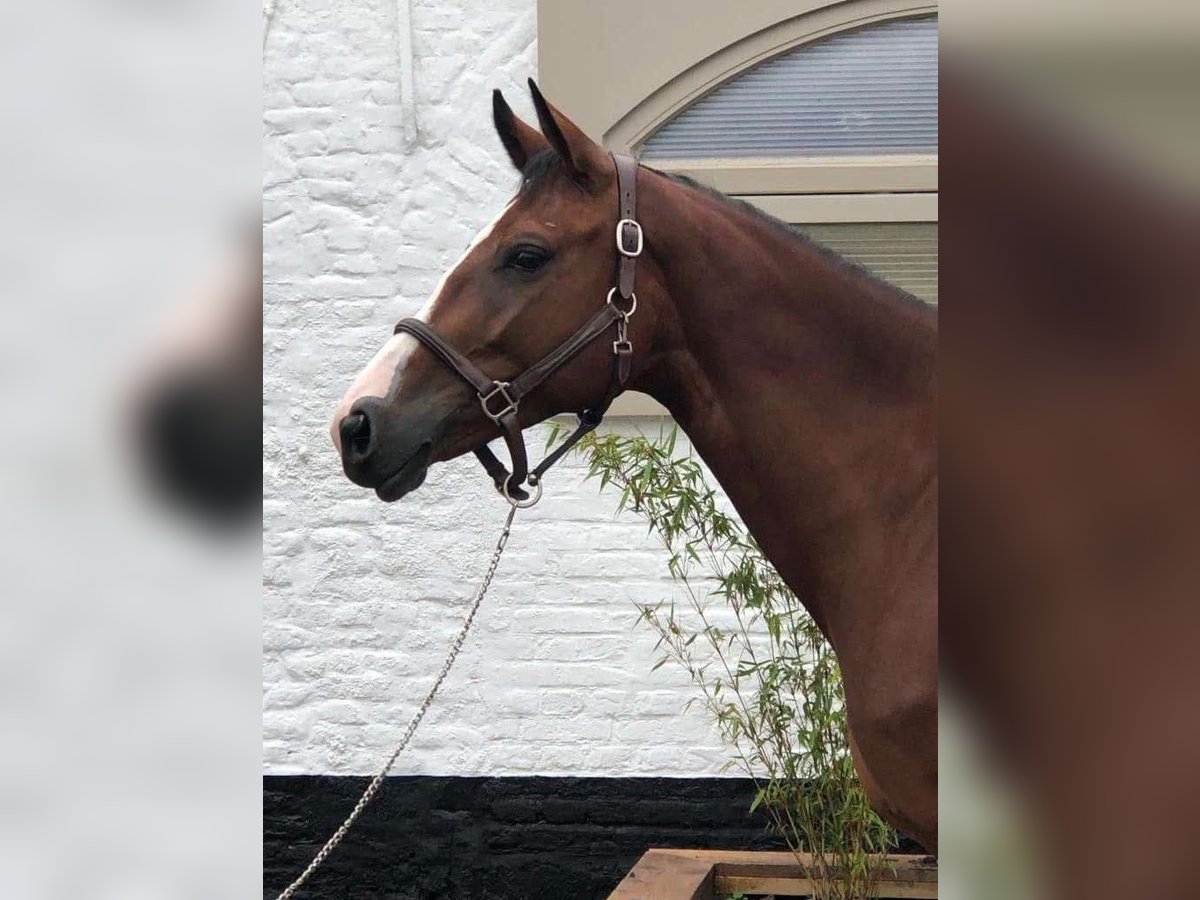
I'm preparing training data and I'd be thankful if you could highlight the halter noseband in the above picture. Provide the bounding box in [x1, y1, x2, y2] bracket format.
[394, 152, 642, 507]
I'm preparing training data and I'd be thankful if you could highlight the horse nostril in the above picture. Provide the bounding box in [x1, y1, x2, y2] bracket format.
[339, 411, 373, 463]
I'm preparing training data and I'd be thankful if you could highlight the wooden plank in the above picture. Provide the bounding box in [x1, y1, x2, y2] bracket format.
[717, 874, 938, 898]
[655, 849, 937, 883]
[607, 849, 715, 900]
[608, 849, 937, 899]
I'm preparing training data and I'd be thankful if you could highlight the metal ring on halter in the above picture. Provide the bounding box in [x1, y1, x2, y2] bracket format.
[503, 476, 543, 508]
[605, 287, 637, 319]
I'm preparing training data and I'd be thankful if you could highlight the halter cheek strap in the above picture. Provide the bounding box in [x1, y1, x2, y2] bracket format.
[393, 151, 642, 505]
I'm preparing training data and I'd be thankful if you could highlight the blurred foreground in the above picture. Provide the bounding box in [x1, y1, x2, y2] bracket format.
[0, 1, 261, 897]
[941, 3, 1200, 899]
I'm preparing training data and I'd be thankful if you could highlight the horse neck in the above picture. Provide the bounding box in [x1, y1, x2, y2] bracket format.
[634, 171, 938, 641]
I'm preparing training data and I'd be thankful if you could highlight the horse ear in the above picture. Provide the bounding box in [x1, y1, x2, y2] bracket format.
[527, 79, 608, 185]
[493, 89, 548, 172]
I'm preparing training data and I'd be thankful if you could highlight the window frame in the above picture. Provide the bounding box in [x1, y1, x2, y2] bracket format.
[646, 156, 938, 196]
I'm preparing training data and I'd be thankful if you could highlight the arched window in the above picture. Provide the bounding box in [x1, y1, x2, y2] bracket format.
[640, 17, 937, 159]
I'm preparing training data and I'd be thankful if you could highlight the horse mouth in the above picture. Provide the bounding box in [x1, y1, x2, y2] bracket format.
[375, 442, 433, 502]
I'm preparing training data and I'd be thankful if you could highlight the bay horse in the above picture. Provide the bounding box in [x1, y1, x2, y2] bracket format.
[331, 81, 937, 850]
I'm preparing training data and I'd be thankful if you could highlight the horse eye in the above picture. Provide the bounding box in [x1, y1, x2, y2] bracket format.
[504, 246, 548, 273]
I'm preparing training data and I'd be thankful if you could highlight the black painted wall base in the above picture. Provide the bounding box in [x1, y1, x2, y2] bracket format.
[264, 775, 787, 900]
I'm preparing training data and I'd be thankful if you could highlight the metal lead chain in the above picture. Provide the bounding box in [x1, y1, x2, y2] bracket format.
[274, 504, 519, 900]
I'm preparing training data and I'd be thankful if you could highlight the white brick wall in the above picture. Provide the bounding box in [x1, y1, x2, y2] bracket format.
[263, 0, 728, 776]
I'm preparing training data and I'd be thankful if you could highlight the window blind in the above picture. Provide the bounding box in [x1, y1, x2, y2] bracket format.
[640, 16, 938, 159]
[795, 223, 938, 303]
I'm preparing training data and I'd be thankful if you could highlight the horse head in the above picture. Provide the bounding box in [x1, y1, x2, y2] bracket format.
[331, 81, 657, 501]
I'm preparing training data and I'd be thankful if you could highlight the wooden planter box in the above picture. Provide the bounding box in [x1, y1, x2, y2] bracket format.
[607, 850, 937, 899]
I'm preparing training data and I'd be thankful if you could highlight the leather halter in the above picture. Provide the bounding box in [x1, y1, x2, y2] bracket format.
[394, 152, 642, 506]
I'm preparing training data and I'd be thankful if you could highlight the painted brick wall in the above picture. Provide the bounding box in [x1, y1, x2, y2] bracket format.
[263, 0, 728, 777]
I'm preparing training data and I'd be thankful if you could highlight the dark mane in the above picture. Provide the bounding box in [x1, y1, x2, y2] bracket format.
[652, 167, 931, 309]
[518, 149, 931, 310]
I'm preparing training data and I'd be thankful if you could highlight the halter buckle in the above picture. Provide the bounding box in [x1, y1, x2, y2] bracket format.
[616, 218, 643, 257]
[613, 339, 633, 356]
[479, 381, 518, 422]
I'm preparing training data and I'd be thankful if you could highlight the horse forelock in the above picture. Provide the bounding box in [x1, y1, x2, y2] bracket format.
[518, 148, 564, 193]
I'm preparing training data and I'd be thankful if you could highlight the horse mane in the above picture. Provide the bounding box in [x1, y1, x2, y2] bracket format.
[518, 149, 930, 310]
[655, 168, 931, 310]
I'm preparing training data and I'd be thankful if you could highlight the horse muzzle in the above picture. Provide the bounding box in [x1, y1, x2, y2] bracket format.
[335, 396, 435, 502]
